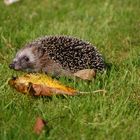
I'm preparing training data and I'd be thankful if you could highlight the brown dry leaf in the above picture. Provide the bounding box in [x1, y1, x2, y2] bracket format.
[34, 117, 46, 135]
[74, 69, 96, 80]
[8, 74, 77, 96]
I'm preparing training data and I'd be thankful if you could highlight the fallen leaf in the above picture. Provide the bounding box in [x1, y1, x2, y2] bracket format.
[74, 69, 96, 80]
[34, 117, 46, 135]
[8, 73, 78, 96]
[8, 73, 106, 96]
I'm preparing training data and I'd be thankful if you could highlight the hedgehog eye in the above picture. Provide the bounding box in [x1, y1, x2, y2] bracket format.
[24, 56, 29, 62]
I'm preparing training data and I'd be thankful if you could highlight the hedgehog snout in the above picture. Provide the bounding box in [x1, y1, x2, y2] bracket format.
[9, 61, 21, 70]
[9, 63, 15, 69]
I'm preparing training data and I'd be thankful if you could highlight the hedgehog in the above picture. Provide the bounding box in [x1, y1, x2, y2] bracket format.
[9, 36, 106, 79]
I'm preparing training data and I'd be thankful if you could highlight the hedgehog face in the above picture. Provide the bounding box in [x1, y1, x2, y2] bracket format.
[9, 47, 36, 72]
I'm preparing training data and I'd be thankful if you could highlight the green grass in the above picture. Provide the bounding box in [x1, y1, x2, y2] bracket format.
[0, 0, 140, 139]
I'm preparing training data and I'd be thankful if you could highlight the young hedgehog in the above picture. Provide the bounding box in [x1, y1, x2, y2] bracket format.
[9, 36, 106, 79]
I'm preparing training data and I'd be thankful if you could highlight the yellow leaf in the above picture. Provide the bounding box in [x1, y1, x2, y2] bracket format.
[8, 74, 77, 96]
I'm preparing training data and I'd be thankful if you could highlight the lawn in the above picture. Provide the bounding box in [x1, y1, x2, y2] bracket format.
[0, 0, 140, 139]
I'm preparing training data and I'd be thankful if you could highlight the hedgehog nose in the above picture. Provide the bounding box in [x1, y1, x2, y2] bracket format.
[9, 63, 15, 69]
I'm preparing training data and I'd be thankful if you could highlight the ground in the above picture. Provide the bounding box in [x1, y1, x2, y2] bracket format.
[0, 0, 140, 139]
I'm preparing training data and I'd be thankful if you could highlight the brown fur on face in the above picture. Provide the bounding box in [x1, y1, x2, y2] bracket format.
[10, 46, 72, 77]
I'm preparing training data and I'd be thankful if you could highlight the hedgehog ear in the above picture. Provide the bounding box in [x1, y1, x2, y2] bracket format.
[37, 47, 46, 58]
